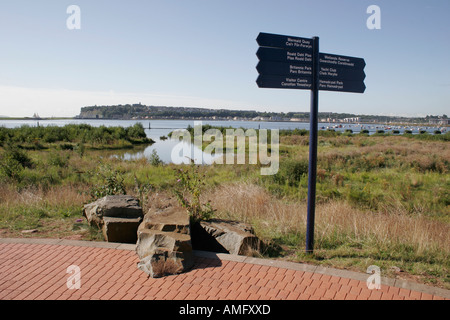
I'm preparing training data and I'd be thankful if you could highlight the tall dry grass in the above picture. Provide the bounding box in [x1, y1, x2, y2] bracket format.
[0, 184, 89, 208]
[205, 182, 450, 255]
[0, 184, 90, 234]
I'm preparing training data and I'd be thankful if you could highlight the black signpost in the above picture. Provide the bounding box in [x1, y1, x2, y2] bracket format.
[256, 32, 366, 253]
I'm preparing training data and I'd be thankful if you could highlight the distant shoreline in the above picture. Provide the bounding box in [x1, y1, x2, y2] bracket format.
[0, 117, 448, 128]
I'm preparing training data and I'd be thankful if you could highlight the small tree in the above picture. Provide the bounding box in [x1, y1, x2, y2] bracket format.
[173, 161, 215, 223]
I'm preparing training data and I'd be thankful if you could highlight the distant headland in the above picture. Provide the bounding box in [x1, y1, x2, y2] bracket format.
[76, 103, 448, 126]
[1, 103, 448, 126]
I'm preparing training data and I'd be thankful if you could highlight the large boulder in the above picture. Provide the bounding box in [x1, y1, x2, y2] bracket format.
[102, 216, 142, 244]
[136, 200, 194, 278]
[138, 206, 190, 234]
[83, 195, 143, 243]
[136, 230, 194, 278]
[191, 219, 262, 256]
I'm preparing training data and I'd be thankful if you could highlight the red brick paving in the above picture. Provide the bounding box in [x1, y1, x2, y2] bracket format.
[0, 240, 448, 301]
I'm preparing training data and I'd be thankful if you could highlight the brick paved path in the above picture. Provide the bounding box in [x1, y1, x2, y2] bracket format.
[0, 238, 448, 301]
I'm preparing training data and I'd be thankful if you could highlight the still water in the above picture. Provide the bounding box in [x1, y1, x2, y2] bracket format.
[0, 118, 443, 164]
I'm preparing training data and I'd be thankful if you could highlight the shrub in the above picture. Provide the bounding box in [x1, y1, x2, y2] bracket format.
[273, 159, 309, 186]
[89, 164, 126, 200]
[48, 151, 70, 168]
[0, 146, 34, 180]
[173, 162, 215, 222]
[148, 149, 163, 166]
[0, 153, 24, 180]
[126, 123, 147, 139]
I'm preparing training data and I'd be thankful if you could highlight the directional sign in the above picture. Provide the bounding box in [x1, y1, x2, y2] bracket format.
[256, 47, 313, 64]
[256, 75, 366, 93]
[256, 75, 312, 90]
[256, 32, 313, 50]
[319, 53, 366, 70]
[255, 32, 367, 253]
[319, 78, 366, 93]
[256, 61, 366, 81]
[256, 32, 366, 94]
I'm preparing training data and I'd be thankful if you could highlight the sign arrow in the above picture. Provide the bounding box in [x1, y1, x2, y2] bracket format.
[256, 74, 312, 90]
[319, 79, 366, 93]
[256, 47, 313, 64]
[256, 74, 366, 93]
[257, 32, 313, 50]
[319, 53, 366, 70]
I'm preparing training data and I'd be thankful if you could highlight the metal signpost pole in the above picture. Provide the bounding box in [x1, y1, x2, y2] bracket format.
[306, 36, 319, 253]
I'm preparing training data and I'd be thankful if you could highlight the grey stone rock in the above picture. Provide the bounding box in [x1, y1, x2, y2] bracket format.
[82, 195, 143, 243]
[102, 216, 142, 244]
[135, 203, 194, 278]
[83, 195, 143, 227]
[194, 219, 262, 256]
[139, 206, 190, 235]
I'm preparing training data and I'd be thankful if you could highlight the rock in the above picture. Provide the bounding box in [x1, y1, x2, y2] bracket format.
[21, 229, 38, 234]
[192, 219, 262, 256]
[83, 195, 143, 243]
[138, 206, 190, 235]
[83, 195, 143, 226]
[136, 202, 194, 278]
[390, 266, 403, 273]
[136, 229, 194, 278]
[102, 217, 142, 243]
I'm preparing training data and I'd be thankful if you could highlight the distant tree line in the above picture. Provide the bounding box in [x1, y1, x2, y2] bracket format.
[77, 104, 445, 124]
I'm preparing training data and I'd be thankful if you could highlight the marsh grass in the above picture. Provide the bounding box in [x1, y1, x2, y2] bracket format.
[206, 183, 449, 288]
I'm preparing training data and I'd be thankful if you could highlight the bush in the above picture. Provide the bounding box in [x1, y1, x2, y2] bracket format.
[89, 164, 126, 200]
[273, 159, 309, 186]
[0, 147, 34, 181]
[0, 153, 24, 180]
[48, 151, 70, 168]
[173, 163, 215, 222]
[148, 149, 163, 166]
[319, 130, 340, 137]
[126, 123, 147, 139]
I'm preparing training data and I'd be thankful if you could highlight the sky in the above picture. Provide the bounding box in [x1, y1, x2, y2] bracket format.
[0, 0, 449, 118]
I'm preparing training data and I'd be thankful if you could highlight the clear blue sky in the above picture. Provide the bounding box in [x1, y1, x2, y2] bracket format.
[0, 0, 449, 117]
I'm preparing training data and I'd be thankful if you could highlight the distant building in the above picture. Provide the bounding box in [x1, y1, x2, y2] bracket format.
[252, 116, 269, 121]
[342, 117, 360, 123]
[429, 118, 449, 125]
